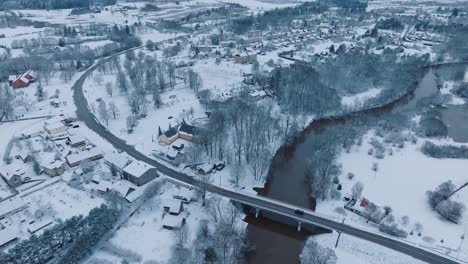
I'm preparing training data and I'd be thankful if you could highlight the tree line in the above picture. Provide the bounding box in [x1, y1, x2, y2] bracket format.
[0, 205, 120, 264]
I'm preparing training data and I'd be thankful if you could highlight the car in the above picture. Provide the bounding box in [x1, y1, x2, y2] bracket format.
[294, 209, 304, 215]
[23, 177, 31, 182]
[73, 125, 80, 128]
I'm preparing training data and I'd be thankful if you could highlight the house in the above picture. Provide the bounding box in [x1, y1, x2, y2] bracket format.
[41, 160, 66, 177]
[103, 152, 132, 176]
[344, 198, 386, 224]
[233, 52, 257, 64]
[0, 228, 18, 248]
[122, 162, 158, 186]
[245, 30, 262, 39]
[162, 214, 186, 230]
[67, 135, 86, 148]
[158, 121, 198, 145]
[178, 120, 195, 141]
[65, 148, 103, 167]
[158, 125, 179, 145]
[0, 167, 25, 187]
[248, 90, 267, 101]
[8, 70, 36, 89]
[163, 199, 183, 215]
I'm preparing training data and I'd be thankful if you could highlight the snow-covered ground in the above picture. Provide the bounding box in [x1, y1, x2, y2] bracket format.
[308, 232, 426, 264]
[316, 130, 468, 261]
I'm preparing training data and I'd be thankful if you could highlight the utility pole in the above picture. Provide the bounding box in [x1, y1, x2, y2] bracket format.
[335, 219, 345, 248]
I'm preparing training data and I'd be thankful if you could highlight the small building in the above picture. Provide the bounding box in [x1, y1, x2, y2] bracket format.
[67, 135, 86, 148]
[158, 121, 199, 146]
[122, 162, 158, 186]
[45, 121, 67, 135]
[248, 90, 267, 101]
[15, 151, 32, 163]
[233, 52, 257, 64]
[41, 160, 66, 177]
[0, 228, 18, 248]
[0, 167, 25, 187]
[162, 214, 186, 230]
[65, 148, 103, 167]
[163, 199, 183, 215]
[173, 188, 194, 203]
[197, 163, 214, 175]
[27, 219, 53, 234]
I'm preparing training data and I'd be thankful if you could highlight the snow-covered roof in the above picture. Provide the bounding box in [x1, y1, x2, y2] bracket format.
[41, 160, 65, 170]
[125, 189, 142, 203]
[44, 116, 64, 125]
[123, 162, 155, 178]
[166, 148, 179, 159]
[249, 90, 267, 98]
[68, 135, 86, 145]
[0, 198, 27, 218]
[104, 152, 132, 169]
[163, 199, 182, 214]
[27, 219, 53, 234]
[0, 228, 17, 247]
[2, 166, 25, 180]
[66, 148, 102, 165]
[162, 214, 184, 229]
[45, 121, 66, 131]
[173, 188, 194, 202]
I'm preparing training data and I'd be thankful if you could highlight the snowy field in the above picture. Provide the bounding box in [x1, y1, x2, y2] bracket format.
[308, 232, 426, 264]
[316, 130, 468, 261]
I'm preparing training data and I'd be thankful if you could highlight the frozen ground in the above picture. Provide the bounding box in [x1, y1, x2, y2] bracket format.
[316, 130, 468, 261]
[308, 232, 426, 264]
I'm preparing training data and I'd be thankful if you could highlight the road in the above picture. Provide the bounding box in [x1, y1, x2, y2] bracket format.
[72, 46, 462, 264]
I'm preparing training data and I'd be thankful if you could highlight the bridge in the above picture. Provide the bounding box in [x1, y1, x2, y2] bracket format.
[72, 45, 463, 264]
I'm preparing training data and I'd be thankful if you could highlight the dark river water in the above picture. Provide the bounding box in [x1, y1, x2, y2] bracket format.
[243, 65, 468, 263]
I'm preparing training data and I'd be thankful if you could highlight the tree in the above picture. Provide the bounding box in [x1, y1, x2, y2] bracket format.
[98, 100, 109, 126]
[105, 82, 113, 97]
[300, 240, 337, 264]
[36, 81, 44, 101]
[0, 85, 15, 121]
[145, 40, 155, 51]
[204, 247, 217, 264]
[117, 73, 129, 94]
[108, 102, 119, 119]
[436, 199, 465, 223]
[351, 181, 364, 199]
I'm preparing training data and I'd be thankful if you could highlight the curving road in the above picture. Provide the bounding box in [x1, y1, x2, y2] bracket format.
[72, 47, 462, 264]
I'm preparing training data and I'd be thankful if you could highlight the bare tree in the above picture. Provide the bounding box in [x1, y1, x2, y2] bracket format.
[105, 82, 113, 97]
[108, 101, 119, 119]
[351, 181, 364, 199]
[300, 240, 337, 264]
[98, 100, 109, 126]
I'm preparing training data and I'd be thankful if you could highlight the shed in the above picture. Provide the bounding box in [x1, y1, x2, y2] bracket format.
[163, 199, 183, 215]
[162, 214, 185, 230]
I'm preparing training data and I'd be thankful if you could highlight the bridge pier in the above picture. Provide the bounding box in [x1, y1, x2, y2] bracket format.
[297, 221, 302, 232]
[255, 208, 260, 219]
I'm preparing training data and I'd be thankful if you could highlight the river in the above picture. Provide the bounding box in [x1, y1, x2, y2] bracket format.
[243, 65, 468, 263]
